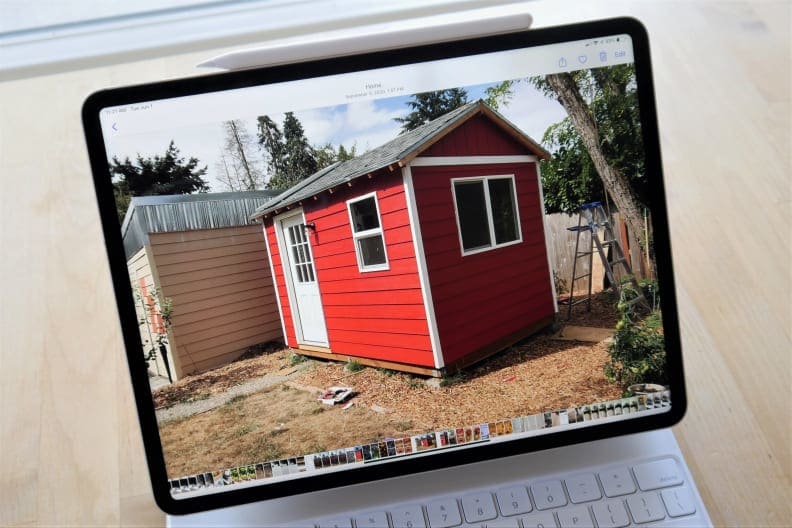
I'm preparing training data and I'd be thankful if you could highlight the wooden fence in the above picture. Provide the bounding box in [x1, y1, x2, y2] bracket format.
[544, 212, 647, 296]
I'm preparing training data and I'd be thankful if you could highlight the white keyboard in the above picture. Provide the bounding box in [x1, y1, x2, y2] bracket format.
[313, 457, 705, 528]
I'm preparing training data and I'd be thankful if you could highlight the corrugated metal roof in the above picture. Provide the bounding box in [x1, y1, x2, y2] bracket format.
[251, 100, 549, 219]
[122, 190, 279, 259]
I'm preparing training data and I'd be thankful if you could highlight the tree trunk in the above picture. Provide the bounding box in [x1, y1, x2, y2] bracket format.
[545, 72, 655, 277]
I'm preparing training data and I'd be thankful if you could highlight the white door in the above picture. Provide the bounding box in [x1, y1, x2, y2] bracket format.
[279, 214, 328, 346]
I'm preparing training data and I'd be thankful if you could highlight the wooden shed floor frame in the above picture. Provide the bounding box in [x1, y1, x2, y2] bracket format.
[292, 315, 556, 378]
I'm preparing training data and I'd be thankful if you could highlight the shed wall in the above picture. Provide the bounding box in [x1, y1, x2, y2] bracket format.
[411, 161, 555, 365]
[126, 246, 175, 380]
[265, 170, 434, 367]
[149, 224, 282, 376]
[422, 114, 528, 157]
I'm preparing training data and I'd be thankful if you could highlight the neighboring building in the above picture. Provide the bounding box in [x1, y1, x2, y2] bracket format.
[251, 101, 558, 377]
[123, 191, 282, 382]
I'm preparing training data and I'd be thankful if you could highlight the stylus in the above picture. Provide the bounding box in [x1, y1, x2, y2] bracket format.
[196, 4, 533, 71]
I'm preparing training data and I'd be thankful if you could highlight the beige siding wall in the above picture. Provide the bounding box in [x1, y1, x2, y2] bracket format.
[126, 246, 174, 379]
[148, 225, 282, 377]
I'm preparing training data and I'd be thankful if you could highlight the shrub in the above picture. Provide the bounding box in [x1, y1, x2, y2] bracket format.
[344, 359, 365, 372]
[605, 281, 667, 388]
[288, 352, 308, 366]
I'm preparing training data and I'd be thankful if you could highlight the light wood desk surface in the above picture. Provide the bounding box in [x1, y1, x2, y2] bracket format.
[1, 2, 789, 526]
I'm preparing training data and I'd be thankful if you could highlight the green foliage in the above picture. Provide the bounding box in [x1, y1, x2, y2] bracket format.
[344, 359, 365, 373]
[109, 140, 209, 221]
[439, 372, 466, 387]
[258, 113, 355, 191]
[485, 67, 647, 215]
[605, 281, 667, 388]
[259, 112, 319, 190]
[313, 142, 357, 169]
[484, 80, 515, 110]
[535, 65, 647, 214]
[406, 376, 424, 389]
[288, 352, 308, 366]
[394, 88, 468, 132]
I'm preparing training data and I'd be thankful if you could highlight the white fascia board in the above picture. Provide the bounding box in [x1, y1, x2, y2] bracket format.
[535, 162, 559, 313]
[402, 165, 444, 370]
[0, 0, 529, 81]
[411, 155, 537, 166]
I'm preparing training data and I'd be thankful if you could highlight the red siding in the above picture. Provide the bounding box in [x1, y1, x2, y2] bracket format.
[422, 114, 528, 157]
[412, 161, 555, 365]
[264, 170, 435, 367]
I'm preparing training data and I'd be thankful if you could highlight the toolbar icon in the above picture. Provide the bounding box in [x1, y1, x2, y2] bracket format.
[558, 57, 568, 67]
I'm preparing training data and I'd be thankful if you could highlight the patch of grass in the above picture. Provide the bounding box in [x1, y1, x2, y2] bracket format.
[344, 359, 365, 373]
[440, 372, 466, 387]
[288, 352, 308, 366]
[377, 367, 398, 376]
[246, 436, 282, 462]
[311, 407, 325, 415]
[234, 424, 256, 437]
[406, 376, 424, 389]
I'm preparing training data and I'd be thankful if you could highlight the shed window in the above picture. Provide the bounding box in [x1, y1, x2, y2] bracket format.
[347, 193, 389, 272]
[452, 175, 521, 255]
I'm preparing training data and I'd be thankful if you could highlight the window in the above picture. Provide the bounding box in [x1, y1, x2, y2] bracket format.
[452, 175, 521, 255]
[347, 193, 388, 271]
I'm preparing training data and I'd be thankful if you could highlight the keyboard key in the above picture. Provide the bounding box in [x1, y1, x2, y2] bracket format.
[556, 505, 594, 527]
[632, 458, 683, 491]
[354, 511, 389, 528]
[521, 511, 558, 528]
[591, 500, 630, 528]
[391, 504, 426, 528]
[461, 492, 498, 522]
[598, 467, 636, 497]
[627, 492, 666, 523]
[316, 519, 352, 528]
[531, 480, 567, 510]
[426, 498, 462, 528]
[661, 486, 697, 517]
[495, 485, 532, 516]
[564, 474, 601, 503]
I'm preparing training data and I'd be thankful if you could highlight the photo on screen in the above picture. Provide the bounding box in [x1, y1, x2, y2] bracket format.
[107, 50, 670, 496]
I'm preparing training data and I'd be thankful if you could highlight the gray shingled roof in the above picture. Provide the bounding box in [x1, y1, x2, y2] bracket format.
[251, 100, 548, 218]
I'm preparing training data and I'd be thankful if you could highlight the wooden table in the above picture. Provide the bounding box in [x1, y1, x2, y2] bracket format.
[1, 2, 789, 525]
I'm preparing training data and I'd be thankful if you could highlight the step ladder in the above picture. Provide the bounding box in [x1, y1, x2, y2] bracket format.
[559, 201, 647, 319]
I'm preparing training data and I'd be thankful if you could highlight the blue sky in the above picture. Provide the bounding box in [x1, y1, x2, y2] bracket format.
[107, 80, 567, 191]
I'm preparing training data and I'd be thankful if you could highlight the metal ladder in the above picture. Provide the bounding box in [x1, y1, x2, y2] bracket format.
[559, 201, 647, 318]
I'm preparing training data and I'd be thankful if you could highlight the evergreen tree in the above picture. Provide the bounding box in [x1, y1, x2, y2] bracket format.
[394, 88, 469, 133]
[110, 141, 208, 221]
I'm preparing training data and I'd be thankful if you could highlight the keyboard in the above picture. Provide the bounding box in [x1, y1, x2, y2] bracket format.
[312, 456, 704, 528]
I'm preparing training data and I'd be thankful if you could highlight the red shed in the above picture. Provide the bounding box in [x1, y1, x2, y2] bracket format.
[252, 101, 557, 377]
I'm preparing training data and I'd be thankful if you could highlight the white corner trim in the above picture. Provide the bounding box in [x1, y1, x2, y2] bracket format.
[411, 155, 537, 166]
[535, 162, 559, 313]
[402, 165, 445, 370]
[260, 221, 289, 347]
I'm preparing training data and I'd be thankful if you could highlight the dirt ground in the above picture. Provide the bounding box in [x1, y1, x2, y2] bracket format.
[156, 291, 622, 478]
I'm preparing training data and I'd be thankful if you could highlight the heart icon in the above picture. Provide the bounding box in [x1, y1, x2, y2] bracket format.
[578, 55, 588, 64]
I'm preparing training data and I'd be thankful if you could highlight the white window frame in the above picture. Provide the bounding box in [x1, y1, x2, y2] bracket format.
[451, 174, 523, 256]
[346, 191, 390, 272]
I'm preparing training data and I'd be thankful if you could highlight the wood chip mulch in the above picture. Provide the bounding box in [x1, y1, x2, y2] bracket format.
[296, 333, 622, 433]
